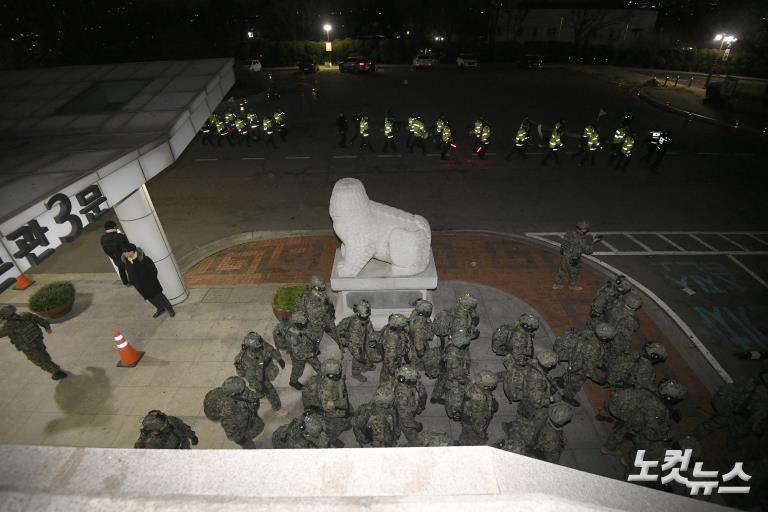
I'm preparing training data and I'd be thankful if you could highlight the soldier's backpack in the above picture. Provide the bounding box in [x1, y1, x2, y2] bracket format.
[553, 329, 579, 362]
[272, 321, 290, 352]
[203, 387, 230, 421]
[272, 421, 295, 449]
[444, 380, 465, 421]
[432, 310, 452, 339]
[491, 324, 518, 355]
[422, 345, 442, 379]
[301, 374, 322, 411]
[502, 363, 527, 403]
[365, 331, 383, 363]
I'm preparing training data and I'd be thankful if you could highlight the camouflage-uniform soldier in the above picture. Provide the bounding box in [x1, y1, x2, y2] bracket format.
[519, 351, 559, 422]
[408, 299, 434, 370]
[557, 323, 614, 407]
[272, 319, 290, 352]
[431, 327, 472, 419]
[604, 293, 642, 362]
[302, 358, 352, 447]
[296, 276, 338, 343]
[285, 312, 322, 390]
[0, 305, 67, 380]
[500, 354, 528, 405]
[458, 371, 499, 446]
[587, 275, 633, 329]
[552, 220, 602, 290]
[604, 342, 667, 390]
[134, 410, 198, 449]
[378, 314, 411, 386]
[353, 383, 400, 447]
[394, 365, 428, 445]
[552, 328, 580, 363]
[491, 313, 539, 361]
[531, 402, 574, 463]
[234, 331, 286, 411]
[433, 293, 480, 347]
[337, 300, 376, 382]
[203, 376, 264, 449]
[272, 410, 330, 449]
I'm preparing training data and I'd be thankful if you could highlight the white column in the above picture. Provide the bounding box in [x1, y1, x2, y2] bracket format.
[113, 185, 188, 305]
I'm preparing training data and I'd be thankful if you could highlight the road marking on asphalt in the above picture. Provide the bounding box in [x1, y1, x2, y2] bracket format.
[682, 287, 696, 295]
[377, 154, 402, 158]
[718, 234, 749, 251]
[332, 155, 357, 159]
[657, 234, 686, 251]
[285, 156, 310, 159]
[242, 157, 265, 160]
[195, 158, 218, 161]
[747, 234, 768, 247]
[625, 233, 653, 252]
[688, 234, 718, 251]
[728, 255, 768, 290]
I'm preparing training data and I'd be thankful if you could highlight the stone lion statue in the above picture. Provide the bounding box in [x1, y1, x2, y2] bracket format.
[329, 178, 431, 277]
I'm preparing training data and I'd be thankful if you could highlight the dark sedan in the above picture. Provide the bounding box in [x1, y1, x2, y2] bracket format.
[298, 60, 319, 73]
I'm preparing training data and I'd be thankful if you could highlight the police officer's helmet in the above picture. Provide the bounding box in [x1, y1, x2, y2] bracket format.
[449, 327, 471, 348]
[373, 384, 395, 407]
[300, 413, 324, 436]
[291, 311, 308, 326]
[321, 358, 343, 379]
[397, 365, 418, 384]
[0, 304, 16, 319]
[643, 342, 668, 363]
[536, 350, 559, 369]
[614, 275, 632, 292]
[388, 313, 409, 330]
[658, 378, 686, 402]
[549, 402, 574, 427]
[309, 276, 326, 291]
[624, 293, 642, 310]
[457, 293, 478, 309]
[142, 410, 168, 431]
[414, 299, 433, 316]
[594, 323, 616, 341]
[222, 376, 246, 396]
[518, 313, 540, 332]
[576, 219, 590, 231]
[354, 300, 371, 318]
[477, 370, 498, 390]
[243, 331, 265, 349]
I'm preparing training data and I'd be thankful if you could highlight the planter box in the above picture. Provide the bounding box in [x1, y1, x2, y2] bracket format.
[34, 296, 75, 319]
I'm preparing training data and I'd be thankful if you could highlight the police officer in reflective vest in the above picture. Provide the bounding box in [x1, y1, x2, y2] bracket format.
[406, 113, 417, 149]
[262, 115, 277, 148]
[615, 132, 635, 171]
[542, 120, 565, 166]
[274, 108, 287, 142]
[641, 129, 671, 172]
[411, 117, 427, 154]
[572, 123, 601, 167]
[476, 122, 491, 160]
[234, 116, 250, 147]
[201, 114, 218, 145]
[359, 115, 374, 152]
[609, 114, 632, 162]
[382, 112, 397, 152]
[440, 121, 454, 160]
[246, 112, 261, 141]
[215, 118, 232, 147]
[506, 117, 531, 161]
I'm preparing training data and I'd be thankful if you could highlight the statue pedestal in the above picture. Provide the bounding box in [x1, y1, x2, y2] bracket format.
[330, 249, 438, 329]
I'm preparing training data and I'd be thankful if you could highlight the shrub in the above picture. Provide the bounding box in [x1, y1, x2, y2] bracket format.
[29, 282, 75, 312]
[273, 285, 305, 311]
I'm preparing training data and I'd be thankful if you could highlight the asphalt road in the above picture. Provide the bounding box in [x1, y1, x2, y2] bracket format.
[33, 64, 768, 384]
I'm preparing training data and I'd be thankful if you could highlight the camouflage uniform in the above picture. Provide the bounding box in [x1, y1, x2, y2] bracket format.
[500, 354, 528, 405]
[458, 371, 499, 446]
[497, 413, 542, 456]
[295, 276, 338, 343]
[414, 431, 451, 447]
[693, 372, 766, 446]
[353, 383, 400, 447]
[604, 342, 666, 390]
[558, 323, 613, 407]
[604, 294, 642, 363]
[394, 365, 428, 445]
[378, 314, 411, 386]
[234, 331, 285, 410]
[0, 305, 66, 379]
[553, 221, 600, 288]
[552, 329, 579, 363]
[272, 410, 330, 449]
[519, 351, 558, 422]
[408, 299, 435, 371]
[134, 410, 198, 449]
[587, 275, 633, 329]
[531, 402, 574, 463]
[431, 327, 471, 420]
[203, 376, 264, 449]
[302, 358, 352, 447]
[284, 312, 322, 389]
[491, 314, 538, 361]
[433, 293, 480, 347]
[337, 300, 376, 382]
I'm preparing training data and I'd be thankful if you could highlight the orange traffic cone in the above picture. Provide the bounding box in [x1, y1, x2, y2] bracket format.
[13, 273, 34, 290]
[114, 329, 145, 368]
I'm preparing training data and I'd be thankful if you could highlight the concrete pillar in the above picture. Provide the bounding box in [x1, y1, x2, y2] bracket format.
[113, 185, 188, 305]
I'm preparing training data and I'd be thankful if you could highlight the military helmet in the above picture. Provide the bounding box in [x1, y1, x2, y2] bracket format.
[675, 435, 702, 460]
[301, 413, 324, 436]
[373, 384, 395, 407]
[575, 220, 590, 231]
[321, 358, 343, 377]
[414, 299, 433, 316]
[243, 331, 264, 348]
[141, 410, 168, 431]
[518, 313, 540, 332]
[396, 365, 418, 383]
[659, 378, 685, 402]
[222, 376, 246, 396]
[624, 293, 642, 310]
[291, 311, 308, 326]
[449, 327, 471, 348]
[457, 293, 478, 309]
[388, 313, 409, 330]
[615, 275, 632, 292]
[594, 322, 616, 341]
[477, 370, 498, 390]
[353, 300, 371, 317]
[643, 342, 668, 362]
[309, 276, 326, 290]
[0, 304, 16, 319]
[536, 350, 559, 369]
[549, 402, 574, 427]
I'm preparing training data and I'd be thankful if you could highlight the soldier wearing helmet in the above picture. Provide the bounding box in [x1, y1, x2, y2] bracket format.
[394, 365, 428, 445]
[234, 330, 286, 413]
[431, 327, 472, 409]
[458, 371, 499, 445]
[604, 292, 642, 363]
[556, 323, 614, 407]
[491, 313, 539, 362]
[295, 276, 339, 345]
[204, 376, 264, 449]
[604, 341, 667, 390]
[531, 402, 574, 463]
[552, 221, 602, 290]
[518, 351, 559, 424]
[378, 314, 412, 386]
[353, 383, 400, 447]
[0, 304, 67, 380]
[134, 409, 198, 449]
[272, 410, 330, 449]
[337, 300, 376, 382]
[433, 293, 480, 348]
[587, 275, 634, 329]
[301, 357, 352, 447]
[284, 311, 322, 390]
[408, 299, 435, 371]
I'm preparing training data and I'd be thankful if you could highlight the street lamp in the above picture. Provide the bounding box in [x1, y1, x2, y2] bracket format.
[323, 24, 332, 67]
[706, 32, 737, 87]
[323, 24, 332, 41]
[247, 31, 254, 39]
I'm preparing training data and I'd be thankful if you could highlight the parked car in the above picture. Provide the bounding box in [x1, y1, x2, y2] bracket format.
[456, 53, 478, 69]
[249, 59, 262, 72]
[339, 56, 375, 73]
[412, 53, 435, 70]
[298, 59, 318, 73]
[519, 54, 543, 69]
